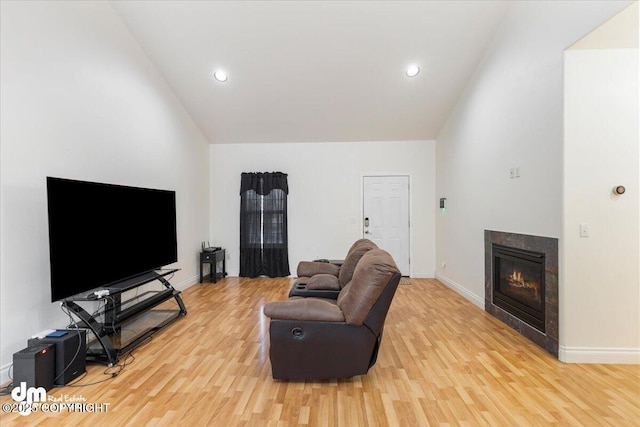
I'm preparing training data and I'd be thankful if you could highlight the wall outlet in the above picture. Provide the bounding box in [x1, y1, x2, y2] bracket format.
[441, 261, 446, 268]
[509, 168, 515, 178]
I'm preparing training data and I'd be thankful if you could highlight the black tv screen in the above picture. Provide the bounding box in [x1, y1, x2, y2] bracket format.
[47, 177, 178, 302]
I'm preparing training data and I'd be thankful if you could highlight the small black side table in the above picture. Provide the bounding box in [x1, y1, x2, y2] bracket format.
[200, 249, 227, 283]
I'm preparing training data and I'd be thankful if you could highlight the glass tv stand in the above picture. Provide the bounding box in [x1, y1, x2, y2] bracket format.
[62, 269, 187, 366]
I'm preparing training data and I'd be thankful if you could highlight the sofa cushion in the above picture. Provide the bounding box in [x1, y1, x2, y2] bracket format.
[337, 249, 399, 325]
[346, 238, 373, 254]
[337, 240, 378, 287]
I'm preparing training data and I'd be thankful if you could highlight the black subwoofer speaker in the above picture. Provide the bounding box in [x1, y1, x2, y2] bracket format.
[28, 329, 86, 386]
[12, 344, 55, 391]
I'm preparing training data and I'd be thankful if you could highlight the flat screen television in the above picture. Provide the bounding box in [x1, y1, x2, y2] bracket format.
[46, 177, 178, 302]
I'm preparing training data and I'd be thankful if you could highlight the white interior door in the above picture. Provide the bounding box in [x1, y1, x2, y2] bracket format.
[363, 175, 410, 275]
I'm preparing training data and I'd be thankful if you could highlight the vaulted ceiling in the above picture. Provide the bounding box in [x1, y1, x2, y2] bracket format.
[111, 1, 510, 144]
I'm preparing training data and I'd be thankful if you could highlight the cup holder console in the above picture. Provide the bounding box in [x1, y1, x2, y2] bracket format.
[288, 282, 340, 299]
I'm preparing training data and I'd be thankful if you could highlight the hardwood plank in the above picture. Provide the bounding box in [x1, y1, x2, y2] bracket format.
[1, 277, 639, 426]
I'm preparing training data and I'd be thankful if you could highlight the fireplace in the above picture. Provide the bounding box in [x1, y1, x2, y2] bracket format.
[492, 245, 545, 332]
[485, 231, 558, 357]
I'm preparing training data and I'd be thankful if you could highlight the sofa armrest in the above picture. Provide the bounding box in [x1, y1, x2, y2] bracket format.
[263, 298, 345, 322]
[307, 274, 340, 290]
[297, 261, 340, 278]
[293, 274, 339, 291]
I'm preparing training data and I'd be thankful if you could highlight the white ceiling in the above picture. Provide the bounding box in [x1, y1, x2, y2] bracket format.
[111, 1, 510, 144]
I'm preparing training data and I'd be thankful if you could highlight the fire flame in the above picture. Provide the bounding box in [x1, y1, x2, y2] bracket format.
[507, 270, 539, 297]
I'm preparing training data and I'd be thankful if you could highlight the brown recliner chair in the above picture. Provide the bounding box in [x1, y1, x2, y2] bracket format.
[264, 249, 400, 380]
[289, 239, 378, 299]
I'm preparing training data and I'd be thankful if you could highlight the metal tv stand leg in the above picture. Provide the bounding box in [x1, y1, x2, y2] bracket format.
[156, 274, 187, 315]
[63, 300, 119, 366]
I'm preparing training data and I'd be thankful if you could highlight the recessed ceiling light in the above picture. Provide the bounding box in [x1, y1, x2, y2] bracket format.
[213, 70, 228, 82]
[406, 65, 420, 77]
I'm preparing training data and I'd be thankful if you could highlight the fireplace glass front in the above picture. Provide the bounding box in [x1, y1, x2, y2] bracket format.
[492, 244, 545, 332]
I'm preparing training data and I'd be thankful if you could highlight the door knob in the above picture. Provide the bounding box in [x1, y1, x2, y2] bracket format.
[365, 231, 371, 234]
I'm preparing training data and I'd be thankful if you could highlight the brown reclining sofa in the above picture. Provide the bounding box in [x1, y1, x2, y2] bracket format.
[263, 248, 401, 379]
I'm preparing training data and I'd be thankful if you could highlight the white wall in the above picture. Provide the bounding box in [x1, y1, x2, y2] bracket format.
[435, 0, 635, 361]
[562, 3, 639, 363]
[210, 141, 436, 278]
[0, 1, 210, 383]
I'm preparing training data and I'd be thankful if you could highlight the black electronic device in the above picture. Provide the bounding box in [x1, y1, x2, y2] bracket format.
[201, 241, 221, 252]
[12, 344, 55, 391]
[46, 177, 178, 302]
[28, 329, 86, 386]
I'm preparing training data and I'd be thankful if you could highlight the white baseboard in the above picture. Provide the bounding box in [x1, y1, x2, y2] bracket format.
[559, 346, 640, 364]
[173, 274, 200, 291]
[435, 273, 484, 309]
[410, 273, 435, 279]
[1, 362, 12, 388]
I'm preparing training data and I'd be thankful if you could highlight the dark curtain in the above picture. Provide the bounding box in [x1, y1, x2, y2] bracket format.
[239, 188, 262, 277]
[239, 172, 290, 277]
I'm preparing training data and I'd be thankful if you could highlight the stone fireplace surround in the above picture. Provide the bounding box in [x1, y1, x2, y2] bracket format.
[485, 230, 559, 357]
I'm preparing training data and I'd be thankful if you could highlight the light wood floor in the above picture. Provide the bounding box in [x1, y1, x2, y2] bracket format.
[2, 277, 639, 426]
